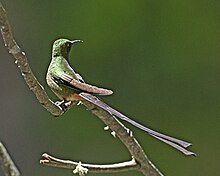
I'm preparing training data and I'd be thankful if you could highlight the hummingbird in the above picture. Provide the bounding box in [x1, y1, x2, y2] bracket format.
[46, 38, 195, 156]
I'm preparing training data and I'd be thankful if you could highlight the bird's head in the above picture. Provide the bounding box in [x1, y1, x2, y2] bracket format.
[52, 38, 82, 59]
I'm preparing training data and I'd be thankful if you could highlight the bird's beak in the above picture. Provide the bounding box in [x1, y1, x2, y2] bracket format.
[70, 40, 83, 44]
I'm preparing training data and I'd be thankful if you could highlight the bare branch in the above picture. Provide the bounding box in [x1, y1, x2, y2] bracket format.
[0, 2, 72, 116]
[40, 153, 139, 173]
[0, 2, 163, 176]
[0, 142, 21, 176]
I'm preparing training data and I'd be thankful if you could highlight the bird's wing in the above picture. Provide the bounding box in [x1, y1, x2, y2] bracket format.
[79, 92, 196, 156]
[54, 72, 113, 95]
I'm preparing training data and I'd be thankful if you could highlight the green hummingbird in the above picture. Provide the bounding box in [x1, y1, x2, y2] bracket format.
[46, 38, 195, 156]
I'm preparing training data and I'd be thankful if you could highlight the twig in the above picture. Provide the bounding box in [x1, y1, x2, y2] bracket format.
[40, 153, 139, 173]
[0, 142, 21, 176]
[0, 2, 163, 176]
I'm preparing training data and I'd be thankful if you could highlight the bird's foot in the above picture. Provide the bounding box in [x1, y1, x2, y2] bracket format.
[55, 100, 72, 111]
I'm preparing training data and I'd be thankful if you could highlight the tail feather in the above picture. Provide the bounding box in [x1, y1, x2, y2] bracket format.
[79, 92, 195, 156]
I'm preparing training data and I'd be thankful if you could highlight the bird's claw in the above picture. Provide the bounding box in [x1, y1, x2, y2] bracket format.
[55, 100, 71, 111]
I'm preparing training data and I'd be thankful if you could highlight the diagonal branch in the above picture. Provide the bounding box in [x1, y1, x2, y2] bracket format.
[82, 100, 163, 176]
[0, 142, 21, 176]
[0, 2, 73, 117]
[0, 2, 163, 176]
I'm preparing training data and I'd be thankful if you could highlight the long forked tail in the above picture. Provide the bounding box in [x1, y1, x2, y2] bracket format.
[79, 92, 196, 156]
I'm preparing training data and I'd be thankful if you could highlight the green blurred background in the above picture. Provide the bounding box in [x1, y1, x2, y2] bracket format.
[0, 0, 220, 176]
